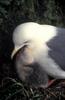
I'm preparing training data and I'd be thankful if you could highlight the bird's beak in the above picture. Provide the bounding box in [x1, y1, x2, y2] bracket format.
[11, 46, 23, 59]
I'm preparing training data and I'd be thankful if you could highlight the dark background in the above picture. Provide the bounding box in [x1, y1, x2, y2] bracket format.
[0, 0, 65, 85]
[0, 0, 65, 84]
[0, 0, 65, 99]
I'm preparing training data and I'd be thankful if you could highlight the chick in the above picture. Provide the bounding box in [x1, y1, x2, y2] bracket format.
[11, 22, 65, 88]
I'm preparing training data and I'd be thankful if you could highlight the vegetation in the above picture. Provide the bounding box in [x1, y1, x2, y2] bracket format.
[0, 0, 65, 100]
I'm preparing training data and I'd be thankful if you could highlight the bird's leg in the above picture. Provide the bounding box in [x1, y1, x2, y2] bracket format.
[47, 79, 56, 87]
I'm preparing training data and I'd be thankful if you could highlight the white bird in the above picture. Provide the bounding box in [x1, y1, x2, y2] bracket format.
[11, 22, 65, 88]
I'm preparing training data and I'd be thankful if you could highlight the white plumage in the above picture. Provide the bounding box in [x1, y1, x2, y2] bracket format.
[11, 22, 65, 88]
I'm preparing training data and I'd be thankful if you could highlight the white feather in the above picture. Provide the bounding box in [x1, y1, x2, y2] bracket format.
[12, 22, 65, 79]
